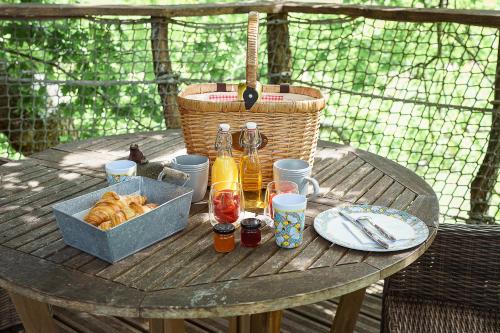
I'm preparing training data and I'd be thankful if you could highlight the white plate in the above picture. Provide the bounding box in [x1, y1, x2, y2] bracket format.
[314, 205, 429, 252]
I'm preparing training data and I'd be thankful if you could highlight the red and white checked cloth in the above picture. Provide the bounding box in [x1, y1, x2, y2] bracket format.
[208, 94, 284, 102]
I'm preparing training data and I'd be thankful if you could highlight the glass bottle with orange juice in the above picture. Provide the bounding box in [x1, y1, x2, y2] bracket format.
[210, 124, 242, 226]
[212, 124, 239, 188]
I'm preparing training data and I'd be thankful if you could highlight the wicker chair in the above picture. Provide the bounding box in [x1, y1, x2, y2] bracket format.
[381, 223, 500, 333]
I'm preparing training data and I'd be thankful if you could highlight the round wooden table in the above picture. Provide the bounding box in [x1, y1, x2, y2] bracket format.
[0, 130, 438, 333]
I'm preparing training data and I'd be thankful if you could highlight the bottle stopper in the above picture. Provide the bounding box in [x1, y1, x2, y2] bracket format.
[219, 123, 231, 132]
[246, 122, 257, 130]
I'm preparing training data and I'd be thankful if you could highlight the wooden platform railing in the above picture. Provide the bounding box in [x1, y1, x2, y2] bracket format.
[1, 2, 500, 28]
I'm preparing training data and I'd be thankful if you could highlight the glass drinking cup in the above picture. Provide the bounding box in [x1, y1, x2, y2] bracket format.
[209, 181, 245, 226]
[263, 180, 299, 223]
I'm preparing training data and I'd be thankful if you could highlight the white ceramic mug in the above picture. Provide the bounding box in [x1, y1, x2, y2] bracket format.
[273, 159, 320, 197]
[166, 154, 209, 203]
[105, 160, 137, 185]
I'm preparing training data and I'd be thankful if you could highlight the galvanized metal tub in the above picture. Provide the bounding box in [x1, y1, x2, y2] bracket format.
[52, 176, 193, 263]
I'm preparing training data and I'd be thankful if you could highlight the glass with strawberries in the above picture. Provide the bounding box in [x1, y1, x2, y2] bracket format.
[209, 181, 244, 226]
[264, 180, 299, 220]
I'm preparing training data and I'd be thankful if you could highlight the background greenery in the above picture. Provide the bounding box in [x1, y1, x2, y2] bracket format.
[0, 0, 498, 224]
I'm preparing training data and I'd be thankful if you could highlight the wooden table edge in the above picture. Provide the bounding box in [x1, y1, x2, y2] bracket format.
[0, 228, 438, 319]
[0, 133, 440, 320]
[0, 249, 383, 319]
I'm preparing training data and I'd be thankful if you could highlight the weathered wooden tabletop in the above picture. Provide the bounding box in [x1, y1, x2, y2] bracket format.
[0, 130, 438, 327]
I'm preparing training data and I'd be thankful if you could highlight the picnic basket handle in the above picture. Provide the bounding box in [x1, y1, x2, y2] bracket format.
[246, 11, 259, 89]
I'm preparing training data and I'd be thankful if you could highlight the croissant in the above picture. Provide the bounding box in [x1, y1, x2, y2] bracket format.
[122, 194, 147, 206]
[98, 221, 112, 231]
[84, 203, 120, 226]
[83, 191, 157, 231]
[100, 191, 121, 201]
[110, 211, 127, 227]
[130, 202, 153, 215]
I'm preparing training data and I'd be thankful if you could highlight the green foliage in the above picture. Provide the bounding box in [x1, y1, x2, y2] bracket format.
[0, 0, 498, 223]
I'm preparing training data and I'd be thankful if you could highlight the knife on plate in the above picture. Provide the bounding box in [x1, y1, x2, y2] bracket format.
[338, 210, 389, 249]
[358, 215, 396, 241]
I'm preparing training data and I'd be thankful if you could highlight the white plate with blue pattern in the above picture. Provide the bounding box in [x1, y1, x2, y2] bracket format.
[314, 205, 429, 252]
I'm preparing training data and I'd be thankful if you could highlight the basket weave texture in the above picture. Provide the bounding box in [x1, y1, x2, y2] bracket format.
[0, 288, 20, 329]
[381, 223, 500, 333]
[178, 83, 325, 185]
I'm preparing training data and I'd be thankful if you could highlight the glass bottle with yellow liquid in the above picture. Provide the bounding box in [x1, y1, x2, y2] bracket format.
[212, 123, 239, 189]
[239, 122, 263, 209]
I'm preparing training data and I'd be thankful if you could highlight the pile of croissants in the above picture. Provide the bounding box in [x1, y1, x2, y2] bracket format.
[84, 191, 158, 231]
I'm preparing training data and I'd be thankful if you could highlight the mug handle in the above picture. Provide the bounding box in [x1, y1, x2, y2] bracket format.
[157, 166, 190, 187]
[302, 176, 320, 199]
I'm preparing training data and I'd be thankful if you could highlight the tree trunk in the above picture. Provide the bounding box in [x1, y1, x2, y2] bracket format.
[0, 65, 59, 156]
[266, 13, 291, 84]
[151, 17, 181, 129]
[469, 33, 500, 224]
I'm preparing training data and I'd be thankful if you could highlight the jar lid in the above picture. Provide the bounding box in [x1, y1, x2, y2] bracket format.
[240, 218, 262, 230]
[213, 223, 235, 234]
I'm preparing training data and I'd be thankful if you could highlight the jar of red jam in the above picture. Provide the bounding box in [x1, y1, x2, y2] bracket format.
[240, 218, 262, 247]
[213, 223, 235, 253]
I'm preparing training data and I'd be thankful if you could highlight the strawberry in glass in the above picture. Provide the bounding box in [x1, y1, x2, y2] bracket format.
[209, 182, 244, 226]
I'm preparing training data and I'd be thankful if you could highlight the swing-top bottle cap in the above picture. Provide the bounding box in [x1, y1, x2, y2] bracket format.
[246, 122, 257, 130]
[219, 123, 230, 132]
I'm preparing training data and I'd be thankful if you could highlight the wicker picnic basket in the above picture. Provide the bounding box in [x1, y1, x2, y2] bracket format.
[177, 12, 325, 186]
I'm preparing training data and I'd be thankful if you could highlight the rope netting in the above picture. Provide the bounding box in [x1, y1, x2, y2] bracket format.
[0, 14, 498, 224]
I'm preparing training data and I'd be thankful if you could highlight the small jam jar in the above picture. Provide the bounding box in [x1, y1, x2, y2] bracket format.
[213, 223, 236, 253]
[240, 218, 262, 247]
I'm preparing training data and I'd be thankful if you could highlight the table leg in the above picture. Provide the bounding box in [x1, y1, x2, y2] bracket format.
[229, 311, 282, 333]
[228, 315, 251, 333]
[8, 292, 57, 333]
[250, 310, 282, 333]
[330, 287, 366, 333]
[149, 318, 185, 333]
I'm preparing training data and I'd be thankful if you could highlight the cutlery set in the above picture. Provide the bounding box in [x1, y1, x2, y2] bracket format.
[339, 210, 396, 249]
